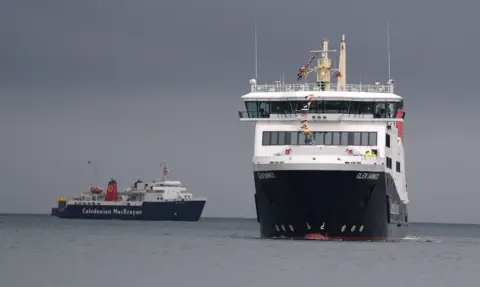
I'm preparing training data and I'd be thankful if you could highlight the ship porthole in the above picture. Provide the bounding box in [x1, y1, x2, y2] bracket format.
[359, 225, 364, 232]
[341, 225, 346, 232]
[289, 225, 294, 231]
[351, 225, 356, 232]
[275, 225, 280, 232]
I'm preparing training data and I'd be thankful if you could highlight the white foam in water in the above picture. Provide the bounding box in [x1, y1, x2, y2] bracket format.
[403, 236, 443, 243]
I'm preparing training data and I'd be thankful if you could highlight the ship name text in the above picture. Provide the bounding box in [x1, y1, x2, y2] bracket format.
[257, 172, 276, 179]
[356, 172, 380, 180]
[81, 208, 142, 216]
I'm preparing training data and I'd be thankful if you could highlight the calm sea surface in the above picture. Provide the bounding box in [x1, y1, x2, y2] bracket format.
[1, 215, 479, 287]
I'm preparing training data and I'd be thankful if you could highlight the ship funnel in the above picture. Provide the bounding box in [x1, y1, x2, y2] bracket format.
[337, 34, 347, 91]
[105, 179, 118, 201]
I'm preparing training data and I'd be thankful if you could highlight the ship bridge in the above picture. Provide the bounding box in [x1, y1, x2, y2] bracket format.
[238, 84, 403, 123]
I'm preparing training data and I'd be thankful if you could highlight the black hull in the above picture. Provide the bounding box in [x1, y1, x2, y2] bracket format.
[51, 200, 206, 222]
[253, 170, 408, 241]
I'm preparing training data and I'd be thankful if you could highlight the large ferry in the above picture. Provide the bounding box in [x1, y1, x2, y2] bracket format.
[51, 162, 206, 221]
[238, 35, 408, 240]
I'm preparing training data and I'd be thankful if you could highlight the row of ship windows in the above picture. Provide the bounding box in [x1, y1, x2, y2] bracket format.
[262, 131, 378, 146]
[245, 101, 403, 119]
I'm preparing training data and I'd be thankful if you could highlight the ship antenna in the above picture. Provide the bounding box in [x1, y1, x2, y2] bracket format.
[88, 158, 98, 187]
[254, 18, 258, 80]
[387, 19, 391, 81]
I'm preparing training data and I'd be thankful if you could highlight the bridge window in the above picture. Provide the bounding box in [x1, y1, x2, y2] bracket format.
[270, 101, 291, 114]
[396, 161, 401, 173]
[244, 100, 401, 118]
[386, 157, 392, 169]
[262, 131, 377, 146]
[374, 102, 399, 118]
[245, 101, 271, 118]
[386, 133, 391, 148]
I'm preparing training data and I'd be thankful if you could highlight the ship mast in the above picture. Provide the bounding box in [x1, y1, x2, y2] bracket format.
[310, 39, 336, 91]
[337, 35, 347, 90]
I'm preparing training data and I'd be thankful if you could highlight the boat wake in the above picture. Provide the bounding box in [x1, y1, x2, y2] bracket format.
[401, 236, 443, 243]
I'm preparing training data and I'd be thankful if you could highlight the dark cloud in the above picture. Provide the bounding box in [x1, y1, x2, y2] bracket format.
[1, 0, 479, 223]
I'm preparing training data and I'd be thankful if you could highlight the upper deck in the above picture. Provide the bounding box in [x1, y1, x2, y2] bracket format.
[247, 82, 394, 95]
[242, 83, 400, 101]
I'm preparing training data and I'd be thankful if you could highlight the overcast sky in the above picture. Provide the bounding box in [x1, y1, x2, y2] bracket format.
[1, 0, 479, 223]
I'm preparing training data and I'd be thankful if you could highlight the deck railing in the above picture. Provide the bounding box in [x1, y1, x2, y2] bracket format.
[250, 83, 394, 93]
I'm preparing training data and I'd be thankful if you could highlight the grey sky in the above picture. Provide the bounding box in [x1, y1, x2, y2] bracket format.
[1, 0, 479, 223]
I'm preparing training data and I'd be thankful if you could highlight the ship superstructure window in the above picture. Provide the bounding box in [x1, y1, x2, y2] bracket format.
[262, 131, 377, 146]
[244, 100, 403, 118]
[386, 133, 390, 148]
[396, 161, 401, 173]
[386, 157, 392, 169]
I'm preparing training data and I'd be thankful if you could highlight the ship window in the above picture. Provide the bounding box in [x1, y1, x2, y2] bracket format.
[386, 103, 396, 118]
[353, 132, 361, 145]
[396, 161, 401, 173]
[374, 102, 386, 118]
[270, 132, 278, 145]
[262, 132, 270, 145]
[324, 132, 332, 145]
[314, 132, 324, 145]
[325, 101, 349, 113]
[360, 132, 369, 146]
[386, 133, 391, 148]
[369, 132, 377, 146]
[386, 157, 392, 169]
[310, 101, 323, 113]
[339, 132, 348, 145]
[290, 132, 299, 145]
[245, 101, 258, 118]
[359, 102, 374, 114]
[298, 132, 307, 145]
[332, 132, 341, 145]
[270, 101, 291, 115]
[278, 132, 287, 145]
[258, 102, 271, 118]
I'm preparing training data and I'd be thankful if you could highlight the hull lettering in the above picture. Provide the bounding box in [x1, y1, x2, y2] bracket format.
[356, 172, 380, 180]
[81, 208, 142, 216]
[257, 172, 276, 179]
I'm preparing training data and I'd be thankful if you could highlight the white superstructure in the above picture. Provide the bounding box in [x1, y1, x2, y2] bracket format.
[238, 35, 408, 204]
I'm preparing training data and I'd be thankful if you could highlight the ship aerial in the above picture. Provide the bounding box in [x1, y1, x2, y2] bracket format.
[51, 162, 207, 221]
[238, 34, 408, 240]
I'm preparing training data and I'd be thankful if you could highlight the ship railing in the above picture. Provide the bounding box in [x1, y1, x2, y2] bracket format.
[250, 83, 394, 93]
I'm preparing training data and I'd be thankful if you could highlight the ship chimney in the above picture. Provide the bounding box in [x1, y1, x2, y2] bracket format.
[337, 34, 347, 91]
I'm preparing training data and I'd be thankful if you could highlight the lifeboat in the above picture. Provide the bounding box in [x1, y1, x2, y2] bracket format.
[90, 186, 103, 194]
